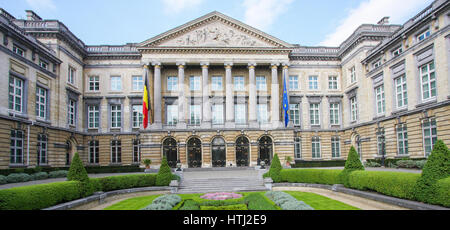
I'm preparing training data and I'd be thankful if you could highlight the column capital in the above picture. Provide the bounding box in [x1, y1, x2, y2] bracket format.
[248, 62, 257, 68]
[152, 61, 162, 68]
[143, 64, 149, 69]
[271, 62, 279, 69]
[176, 61, 186, 68]
[282, 62, 290, 69]
[224, 62, 233, 68]
[200, 62, 210, 68]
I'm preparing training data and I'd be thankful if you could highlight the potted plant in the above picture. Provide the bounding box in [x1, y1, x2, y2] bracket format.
[285, 156, 293, 168]
[143, 159, 152, 169]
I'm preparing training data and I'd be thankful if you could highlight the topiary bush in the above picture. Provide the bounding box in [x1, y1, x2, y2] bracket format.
[0, 175, 6, 185]
[31, 172, 48, 181]
[141, 194, 181, 210]
[433, 177, 450, 207]
[244, 193, 279, 210]
[179, 199, 200, 210]
[6, 173, 32, 183]
[265, 191, 314, 210]
[67, 152, 89, 183]
[156, 157, 173, 186]
[48, 170, 68, 178]
[414, 140, 450, 204]
[267, 154, 282, 182]
[339, 146, 364, 186]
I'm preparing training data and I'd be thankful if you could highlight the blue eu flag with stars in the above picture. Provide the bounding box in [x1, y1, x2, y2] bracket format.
[283, 70, 289, 127]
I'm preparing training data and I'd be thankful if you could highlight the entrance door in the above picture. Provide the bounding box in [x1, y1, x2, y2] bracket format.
[235, 136, 249, 167]
[259, 136, 273, 165]
[211, 137, 226, 167]
[187, 138, 202, 168]
[163, 138, 178, 168]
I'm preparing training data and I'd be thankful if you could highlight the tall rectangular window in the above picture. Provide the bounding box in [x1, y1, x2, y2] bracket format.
[308, 76, 318, 90]
[234, 76, 245, 91]
[235, 104, 246, 124]
[167, 76, 178, 91]
[190, 76, 201, 91]
[111, 140, 121, 164]
[375, 85, 385, 115]
[132, 75, 143, 91]
[423, 118, 437, 157]
[256, 76, 267, 91]
[189, 105, 201, 125]
[111, 76, 122, 91]
[132, 105, 143, 128]
[289, 104, 300, 126]
[294, 137, 302, 159]
[397, 124, 408, 156]
[167, 105, 178, 126]
[68, 67, 75, 85]
[89, 76, 99, 91]
[37, 134, 47, 165]
[211, 76, 223, 91]
[312, 137, 321, 159]
[395, 75, 408, 108]
[9, 76, 23, 113]
[328, 76, 338, 90]
[89, 140, 99, 164]
[420, 62, 436, 101]
[111, 105, 122, 128]
[350, 97, 358, 122]
[331, 136, 340, 158]
[68, 99, 76, 126]
[329, 103, 340, 125]
[212, 104, 224, 124]
[289, 75, 299, 90]
[257, 104, 268, 123]
[133, 139, 140, 164]
[36, 86, 47, 120]
[88, 105, 99, 129]
[350, 66, 356, 84]
[309, 103, 320, 125]
[10, 130, 24, 165]
[417, 29, 431, 41]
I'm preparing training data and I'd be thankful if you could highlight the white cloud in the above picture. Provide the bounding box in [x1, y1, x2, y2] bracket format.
[243, 0, 294, 31]
[25, 0, 56, 11]
[161, 0, 204, 14]
[319, 0, 433, 46]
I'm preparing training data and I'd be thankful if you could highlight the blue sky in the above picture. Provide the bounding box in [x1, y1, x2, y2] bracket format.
[0, 0, 434, 46]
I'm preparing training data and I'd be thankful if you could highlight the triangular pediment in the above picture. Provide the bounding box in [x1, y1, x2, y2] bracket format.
[138, 11, 294, 49]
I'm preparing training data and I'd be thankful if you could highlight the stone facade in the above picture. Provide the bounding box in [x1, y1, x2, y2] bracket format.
[0, 1, 449, 170]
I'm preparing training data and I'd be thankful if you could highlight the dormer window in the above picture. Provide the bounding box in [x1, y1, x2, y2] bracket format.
[372, 59, 382, 69]
[392, 46, 403, 57]
[39, 59, 48, 70]
[417, 29, 431, 42]
[12, 45, 25, 57]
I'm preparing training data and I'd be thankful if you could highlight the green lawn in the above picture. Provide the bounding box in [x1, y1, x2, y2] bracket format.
[285, 191, 360, 210]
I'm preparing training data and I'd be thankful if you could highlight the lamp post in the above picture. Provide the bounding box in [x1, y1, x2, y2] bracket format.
[377, 127, 386, 167]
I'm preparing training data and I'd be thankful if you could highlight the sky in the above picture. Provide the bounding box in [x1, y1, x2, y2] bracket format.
[0, 0, 434, 47]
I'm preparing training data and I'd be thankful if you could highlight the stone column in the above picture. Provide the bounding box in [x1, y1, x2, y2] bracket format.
[177, 62, 187, 129]
[201, 62, 211, 128]
[225, 62, 235, 128]
[248, 63, 258, 128]
[271, 63, 280, 129]
[152, 62, 162, 129]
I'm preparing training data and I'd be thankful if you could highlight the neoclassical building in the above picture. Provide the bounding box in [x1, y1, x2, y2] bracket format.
[0, 0, 449, 169]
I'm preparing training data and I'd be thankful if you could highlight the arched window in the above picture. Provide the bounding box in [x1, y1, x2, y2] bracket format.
[163, 138, 178, 168]
[187, 138, 202, 168]
[236, 136, 249, 167]
[258, 136, 273, 165]
[211, 137, 226, 167]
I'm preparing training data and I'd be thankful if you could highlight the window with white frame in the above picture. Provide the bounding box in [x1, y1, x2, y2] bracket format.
[111, 76, 122, 91]
[256, 76, 267, 91]
[423, 118, 437, 157]
[68, 66, 76, 85]
[331, 136, 340, 158]
[257, 104, 268, 123]
[395, 75, 408, 108]
[311, 136, 321, 159]
[420, 62, 436, 101]
[294, 137, 302, 159]
[417, 29, 431, 42]
[392, 46, 403, 57]
[190, 76, 201, 91]
[133, 139, 140, 164]
[189, 104, 201, 125]
[88, 105, 99, 129]
[397, 124, 408, 156]
[111, 140, 121, 164]
[375, 85, 385, 115]
[39, 59, 48, 70]
[308, 76, 318, 90]
[289, 75, 299, 90]
[9, 75, 23, 113]
[328, 76, 338, 90]
[167, 105, 178, 126]
[350, 97, 358, 122]
[132, 75, 143, 91]
[309, 103, 320, 125]
[36, 86, 47, 120]
[111, 105, 122, 128]
[89, 140, 99, 164]
[235, 104, 246, 124]
[37, 133, 47, 165]
[167, 76, 178, 91]
[350, 66, 356, 84]
[211, 76, 223, 91]
[132, 105, 143, 128]
[329, 103, 340, 125]
[212, 104, 224, 124]
[372, 59, 382, 69]
[12, 45, 25, 57]
[89, 76, 99, 91]
[234, 76, 245, 91]
[10, 129, 24, 164]
[68, 99, 76, 126]
[377, 128, 385, 156]
[289, 104, 301, 126]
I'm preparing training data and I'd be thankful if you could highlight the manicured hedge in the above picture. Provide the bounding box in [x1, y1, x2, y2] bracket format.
[347, 171, 419, 200]
[293, 160, 346, 168]
[0, 165, 143, 176]
[279, 169, 343, 185]
[434, 177, 450, 207]
[0, 181, 83, 210]
[366, 158, 427, 167]
[90, 174, 157, 192]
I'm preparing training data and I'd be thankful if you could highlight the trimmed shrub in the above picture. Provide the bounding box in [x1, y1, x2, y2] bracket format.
[67, 153, 89, 183]
[141, 194, 181, 210]
[244, 193, 278, 210]
[414, 140, 450, 204]
[156, 157, 173, 186]
[415, 160, 427, 169]
[279, 169, 342, 185]
[339, 146, 364, 186]
[267, 154, 282, 182]
[6, 173, 32, 183]
[31, 172, 48, 181]
[94, 174, 157, 192]
[179, 199, 200, 210]
[265, 191, 314, 210]
[0, 175, 6, 185]
[0, 181, 83, 210]
[281, 201, 314, 210]
[396, 160, 417, 169]
[292, 160, 346, 168]
[364, 161, 381, 167]
[433, 177, 450, 207]
[347, 171, 419, 200]
[200, 204, 248, 210]
[48, 170, 68, 178]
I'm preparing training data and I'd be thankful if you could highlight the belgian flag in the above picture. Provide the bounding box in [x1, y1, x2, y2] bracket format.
[142, 65, 151, 129]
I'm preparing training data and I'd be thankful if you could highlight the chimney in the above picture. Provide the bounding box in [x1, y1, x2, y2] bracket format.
[377, 17, 390, 25]
[26, 10, 42, 21]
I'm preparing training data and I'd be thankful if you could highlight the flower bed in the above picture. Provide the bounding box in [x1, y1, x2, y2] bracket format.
[200, 192, 242, 200]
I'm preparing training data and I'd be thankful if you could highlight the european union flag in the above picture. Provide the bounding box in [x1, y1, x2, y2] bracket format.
[282, 70, 289, 127]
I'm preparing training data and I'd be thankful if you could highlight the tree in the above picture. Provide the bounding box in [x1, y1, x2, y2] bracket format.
[267, 154, 282, 183]
[156, 157, 173, 186]
[339, 146, 365, 186]
[67, 152, 89, 183]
